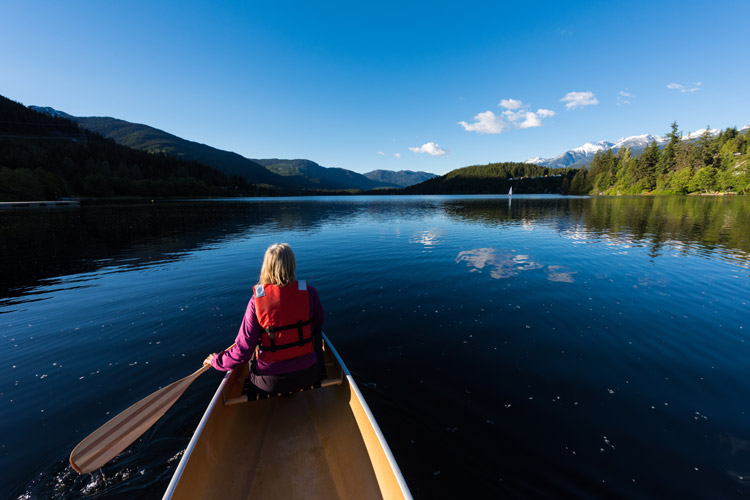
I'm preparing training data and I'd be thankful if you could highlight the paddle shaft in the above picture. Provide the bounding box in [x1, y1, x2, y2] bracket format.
[70, 344, 235, 474]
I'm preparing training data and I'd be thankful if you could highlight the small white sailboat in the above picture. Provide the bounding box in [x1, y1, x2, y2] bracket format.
[508, 186, 513, 196]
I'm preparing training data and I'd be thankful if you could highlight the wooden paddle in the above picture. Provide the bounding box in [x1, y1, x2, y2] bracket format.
[70, 346, 233, 474]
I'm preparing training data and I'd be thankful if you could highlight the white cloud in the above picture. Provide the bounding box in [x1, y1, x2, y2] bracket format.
[409, 142, 448, 156]
[499, 98, 524, 110]
[617, 90, 632, 106]
[536, 108, 555, 118]
[560, 91, 599, 110]
[460, 98, 554, 134]
[457, 110, 508, 134]
[377, 151, 385, 156]
[501, 109, 524, 122]
[518, 113, 543, 129]
[517, 109, 556, 128]
[501, 103, 555, 129]
[394, 153, 401, 159]
[667, 82, 702, 93]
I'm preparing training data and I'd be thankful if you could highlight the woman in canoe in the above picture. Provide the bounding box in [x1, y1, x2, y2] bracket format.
[203, 243, 324, 394]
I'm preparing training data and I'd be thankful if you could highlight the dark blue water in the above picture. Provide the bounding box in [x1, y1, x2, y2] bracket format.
[2, 195, 749, 499]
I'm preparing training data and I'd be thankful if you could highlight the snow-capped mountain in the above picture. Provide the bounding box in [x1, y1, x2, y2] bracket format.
[611, 134, 665, 150]
[528, 128, 734, 169]
[684, 128, 720, 140]
[527, 134, 665, 168]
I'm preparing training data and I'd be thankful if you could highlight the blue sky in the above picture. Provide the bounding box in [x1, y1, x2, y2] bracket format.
[3, 1, 749, 175]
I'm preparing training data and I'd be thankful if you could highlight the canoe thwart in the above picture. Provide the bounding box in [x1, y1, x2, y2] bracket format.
[222, 360, 343, 407]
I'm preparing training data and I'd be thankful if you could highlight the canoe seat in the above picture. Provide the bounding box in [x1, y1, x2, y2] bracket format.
[223, 358, 344, 406]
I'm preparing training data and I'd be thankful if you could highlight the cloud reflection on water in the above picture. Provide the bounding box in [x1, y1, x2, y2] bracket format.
[455, 247, 576, 282]
[410, 229, 443, 247]
[547, 265, 577, 283]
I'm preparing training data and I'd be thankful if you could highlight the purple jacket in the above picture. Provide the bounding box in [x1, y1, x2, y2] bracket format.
[211, 283, 324, 375]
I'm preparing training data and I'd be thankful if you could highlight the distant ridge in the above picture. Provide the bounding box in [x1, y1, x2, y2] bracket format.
[362, 169, 437, 187]
[253, 158, 395, 190]
[28, 106, 72, 119]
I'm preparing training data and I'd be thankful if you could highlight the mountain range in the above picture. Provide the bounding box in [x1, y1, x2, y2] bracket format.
[526, 134, 667, 168]
[362, 169, 436, 187]
[29, 106, 435, 191]
[526, 128, 738, 169]
[252, 158, 390, 191]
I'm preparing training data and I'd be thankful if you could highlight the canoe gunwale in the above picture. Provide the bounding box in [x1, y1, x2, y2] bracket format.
[323, 335, 412, 500]
[344, 374, 411, 499]
[162, 367, 231, 499]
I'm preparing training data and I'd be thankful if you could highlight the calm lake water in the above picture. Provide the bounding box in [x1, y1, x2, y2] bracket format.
[2, 195, 749, 499]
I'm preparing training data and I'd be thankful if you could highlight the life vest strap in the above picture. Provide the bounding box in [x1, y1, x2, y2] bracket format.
[263, 319, 312, 352]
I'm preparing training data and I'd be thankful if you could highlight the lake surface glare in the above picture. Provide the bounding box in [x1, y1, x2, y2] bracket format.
[2, 195, 749, 499]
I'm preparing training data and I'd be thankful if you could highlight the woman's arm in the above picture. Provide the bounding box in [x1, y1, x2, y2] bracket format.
[209, 296, 261, 371]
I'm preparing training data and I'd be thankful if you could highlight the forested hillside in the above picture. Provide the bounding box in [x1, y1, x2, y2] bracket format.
[405, 162, 579, 194]
[573, 123, 750, 195]
[362, 169, 437, 187]
[70, 115, 294, 188]
[52, 111, 396, 192]
[253, 158, 395, 190]
[0, 96, 259, 201]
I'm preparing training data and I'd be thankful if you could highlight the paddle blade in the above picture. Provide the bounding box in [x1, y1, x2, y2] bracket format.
[70, 365, 209, 474]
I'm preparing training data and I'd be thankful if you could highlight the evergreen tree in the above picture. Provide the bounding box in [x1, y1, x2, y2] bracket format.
[633, 140, 660, 191]
[697, 126, 716, 167]
[569, 168, 592, 195]
[690, 166, 717, 193]
[655, 121, 680, 176]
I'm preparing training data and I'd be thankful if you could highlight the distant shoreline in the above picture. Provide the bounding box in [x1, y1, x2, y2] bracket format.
[0, 200, 80, 208]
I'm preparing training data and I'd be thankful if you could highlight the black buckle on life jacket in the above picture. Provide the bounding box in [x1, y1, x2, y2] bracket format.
[262, 320, 312, 352]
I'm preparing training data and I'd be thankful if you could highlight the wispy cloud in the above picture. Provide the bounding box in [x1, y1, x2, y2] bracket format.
[617, 90, 632, 106]
[457, 110, 508, 134]
[377, 151, 385, 156]
[394, 153, 401, 159]
[560, 91, 599, 110]
[667, 82, 702, 93]
[409, 142, 448, 156]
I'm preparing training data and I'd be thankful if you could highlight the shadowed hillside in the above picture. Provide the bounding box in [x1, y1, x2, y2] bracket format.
[254, 158, 395, 190]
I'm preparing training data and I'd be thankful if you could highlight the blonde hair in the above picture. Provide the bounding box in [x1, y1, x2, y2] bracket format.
[259, 243, 296, 286]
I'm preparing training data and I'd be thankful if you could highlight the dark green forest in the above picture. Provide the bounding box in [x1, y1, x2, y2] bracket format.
[0, 96, 261, 201]
[405, 162, 580, 194]
[575, 122, 750, 195]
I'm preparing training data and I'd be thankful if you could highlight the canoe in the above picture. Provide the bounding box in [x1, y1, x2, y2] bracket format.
[163, 333, 412, 499]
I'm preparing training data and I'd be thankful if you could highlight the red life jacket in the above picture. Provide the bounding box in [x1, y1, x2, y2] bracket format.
[254, 280, 313, 362]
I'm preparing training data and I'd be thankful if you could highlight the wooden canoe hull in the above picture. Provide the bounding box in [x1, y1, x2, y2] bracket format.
[163, 334, 411, 499]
